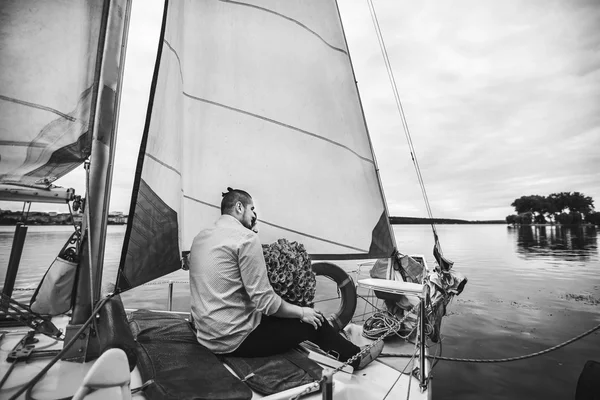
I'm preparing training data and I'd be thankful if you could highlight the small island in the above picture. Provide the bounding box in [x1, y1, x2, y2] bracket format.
[505, 192, 599, 226]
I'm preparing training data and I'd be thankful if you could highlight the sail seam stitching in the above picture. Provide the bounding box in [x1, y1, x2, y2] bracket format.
[160, 44, 369, 164]
[135, 201, 162, 230]
[219, 0, 347, 54]
[163, 40, 184, 83]
[146, 153, 181, 175]
[0, 94, 76, 121]
[161, 36, 370, 164]
[182, 194, 368, 252]
[182, 92, 374, 164]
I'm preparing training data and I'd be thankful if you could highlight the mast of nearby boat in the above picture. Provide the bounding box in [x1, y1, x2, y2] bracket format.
[0, 221, 28, 311]
[62, 0, 132, 362]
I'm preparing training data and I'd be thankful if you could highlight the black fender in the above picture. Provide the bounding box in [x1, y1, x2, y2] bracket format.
[311, 262, 357, 332]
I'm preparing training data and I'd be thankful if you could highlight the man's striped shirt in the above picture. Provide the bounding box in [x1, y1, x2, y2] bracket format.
[189, 214, 282, 353]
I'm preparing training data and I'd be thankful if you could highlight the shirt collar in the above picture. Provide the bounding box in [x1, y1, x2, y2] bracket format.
[217, 214, 244, 229]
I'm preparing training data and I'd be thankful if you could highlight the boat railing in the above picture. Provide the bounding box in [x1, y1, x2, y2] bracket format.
[10, 279, 191, 312]
[128, 279, 190, 311]
[355, 271, 430, 392]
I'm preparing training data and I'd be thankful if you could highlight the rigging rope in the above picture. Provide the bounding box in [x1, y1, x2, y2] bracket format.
[365, 0, 446, 253]
[380, 321, 600, 364]
[365, 0, 434, 220]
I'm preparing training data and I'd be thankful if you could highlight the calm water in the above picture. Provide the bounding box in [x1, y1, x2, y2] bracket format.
[1, 224, 599, 400]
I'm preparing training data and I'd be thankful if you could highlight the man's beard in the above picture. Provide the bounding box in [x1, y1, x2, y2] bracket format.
[243, 217, 257, 231]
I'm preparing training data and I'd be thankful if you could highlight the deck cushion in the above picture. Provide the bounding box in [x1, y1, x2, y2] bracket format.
[221, 347, 322, 395]
[128, 310, 251, 400]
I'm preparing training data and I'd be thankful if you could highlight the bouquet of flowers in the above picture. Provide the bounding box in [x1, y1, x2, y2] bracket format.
[262, 239, 316, 307]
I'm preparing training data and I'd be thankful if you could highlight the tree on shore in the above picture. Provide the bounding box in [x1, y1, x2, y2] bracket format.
[506, 192, 596, 225]
[588, 212, 600, 225]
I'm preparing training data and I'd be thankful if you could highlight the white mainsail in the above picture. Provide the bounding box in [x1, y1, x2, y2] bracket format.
[118, 0, 396, 290]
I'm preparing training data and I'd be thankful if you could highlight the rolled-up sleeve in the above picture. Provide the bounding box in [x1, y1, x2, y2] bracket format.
[238, 234, 282, 315]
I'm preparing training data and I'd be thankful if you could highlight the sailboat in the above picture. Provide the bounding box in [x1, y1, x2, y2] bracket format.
[0, 0, 465, 399]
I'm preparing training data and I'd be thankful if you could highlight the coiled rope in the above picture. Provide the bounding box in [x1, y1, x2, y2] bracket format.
[362, 311, 419, 340]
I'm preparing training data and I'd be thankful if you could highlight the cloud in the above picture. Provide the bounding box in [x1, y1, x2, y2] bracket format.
[341, 0, 600, 219]
[7, 0, 600, 222]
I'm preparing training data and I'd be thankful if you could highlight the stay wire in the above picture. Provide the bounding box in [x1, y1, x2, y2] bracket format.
[365, 0, 439, 238]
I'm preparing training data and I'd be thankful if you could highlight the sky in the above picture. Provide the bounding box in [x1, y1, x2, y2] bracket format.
[6, 0, 600, 221]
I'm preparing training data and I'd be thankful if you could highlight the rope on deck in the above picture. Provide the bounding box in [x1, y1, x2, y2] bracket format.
[362, 311, 417, 340]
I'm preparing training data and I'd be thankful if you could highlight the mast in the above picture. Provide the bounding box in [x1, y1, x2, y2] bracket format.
[63, 0, 132, 362]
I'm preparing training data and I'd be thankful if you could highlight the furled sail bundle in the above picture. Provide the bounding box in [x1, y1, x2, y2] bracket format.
[0, 0, 125, 191]
[117, 0, 397, 291]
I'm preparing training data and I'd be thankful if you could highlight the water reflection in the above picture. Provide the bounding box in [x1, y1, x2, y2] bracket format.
[509, 225, 598, 260]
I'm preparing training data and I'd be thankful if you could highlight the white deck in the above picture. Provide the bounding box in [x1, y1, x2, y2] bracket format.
[0, 317, 430, 400]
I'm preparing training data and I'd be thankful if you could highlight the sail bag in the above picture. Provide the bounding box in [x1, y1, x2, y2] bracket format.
[30, 256, 78, 316]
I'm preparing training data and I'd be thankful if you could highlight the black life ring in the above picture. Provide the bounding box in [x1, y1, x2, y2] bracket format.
[311, 262, 357, 332]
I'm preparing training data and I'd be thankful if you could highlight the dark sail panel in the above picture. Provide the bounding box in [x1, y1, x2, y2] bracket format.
[117, 179, 180, 292]
[116, 0, 173, 292]
[368, 212, 396, 258]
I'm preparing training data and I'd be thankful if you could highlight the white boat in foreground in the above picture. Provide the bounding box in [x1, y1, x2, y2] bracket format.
[0, 313, 431, 400]
[0, 0, 465, 399]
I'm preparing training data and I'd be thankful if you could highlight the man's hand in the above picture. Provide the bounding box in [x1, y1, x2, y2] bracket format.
[300, 307, 325, 329]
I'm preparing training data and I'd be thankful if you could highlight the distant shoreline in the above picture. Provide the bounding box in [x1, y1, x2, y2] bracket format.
[0, 212, 594, 227]
[389, 216, 505, 225]
[0, 210, 127, 225]
[1, 214, 506, 226]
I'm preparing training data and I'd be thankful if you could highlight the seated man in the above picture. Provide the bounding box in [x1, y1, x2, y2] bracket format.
[189, 187, 382, 370]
